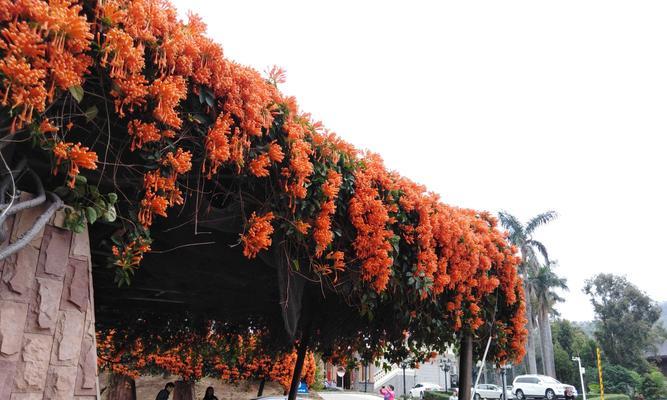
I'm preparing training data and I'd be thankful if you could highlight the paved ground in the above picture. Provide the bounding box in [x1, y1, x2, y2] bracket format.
[318, 392, 383, 400]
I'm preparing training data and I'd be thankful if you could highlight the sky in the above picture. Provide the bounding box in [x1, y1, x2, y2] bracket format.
[170, 0, 667, 321]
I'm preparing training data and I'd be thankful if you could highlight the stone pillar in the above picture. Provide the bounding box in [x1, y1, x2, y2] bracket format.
[172, 381, 195, 400]
[106, 373, 136, 400]
[0, 195, 100, 400]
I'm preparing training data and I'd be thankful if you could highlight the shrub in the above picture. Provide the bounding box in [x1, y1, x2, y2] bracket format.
[423, 391, 453, 400]
[586, 394, 630, 400]
[639, 370, 667, 399]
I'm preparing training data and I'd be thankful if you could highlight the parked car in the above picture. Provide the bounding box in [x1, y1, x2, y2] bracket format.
[512, 375, 577, 400]
[472, 383, 514, 400]
[410, 382, 444, 398]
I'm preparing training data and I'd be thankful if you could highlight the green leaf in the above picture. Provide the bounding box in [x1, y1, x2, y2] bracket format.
[72, 222, 85, 233]
[74, 174, 87, 185]
[69, 85, 84, 103]
[84, 105, 98, 122]
[107, 192, 118, 204]
[85, 207, 97, 224]
[103, 205, 117, 222]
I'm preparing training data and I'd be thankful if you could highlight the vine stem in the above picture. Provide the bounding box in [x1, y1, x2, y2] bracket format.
[0, 192, 63, 261]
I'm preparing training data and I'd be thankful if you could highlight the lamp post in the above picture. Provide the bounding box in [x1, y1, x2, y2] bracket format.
[572, 356, 587, 400]
[500, 365, 511, 400]
[400, 361, 408, 398]
[440, 358, 453, 392]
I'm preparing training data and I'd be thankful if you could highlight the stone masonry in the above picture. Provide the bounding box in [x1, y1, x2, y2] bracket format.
[0, 194, 100, 400]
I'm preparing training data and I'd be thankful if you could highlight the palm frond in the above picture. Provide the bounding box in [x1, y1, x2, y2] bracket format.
[525, 210, 557, 235]
[526, 239, 550, 264]
[498, 211, 525, 244]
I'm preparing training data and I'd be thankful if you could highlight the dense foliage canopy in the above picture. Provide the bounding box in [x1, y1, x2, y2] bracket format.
[0, 0, 527, 373]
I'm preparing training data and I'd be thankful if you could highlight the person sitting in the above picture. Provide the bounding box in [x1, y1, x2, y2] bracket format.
[155, 382, 174, 400]
[203, 386, 218, 400]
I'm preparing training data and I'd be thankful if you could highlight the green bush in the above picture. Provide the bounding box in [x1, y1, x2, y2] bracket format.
[586, 394, 630, 400]
[423, 391, 452, 400]
[639, 370, 667, 399]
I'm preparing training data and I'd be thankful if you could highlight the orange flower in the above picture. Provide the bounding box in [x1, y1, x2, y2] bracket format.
[267, 141, 284, 162]
[326, 251, 345, 272]
[162, 148, 192, 175]
[240, 211, 274, 259]
[204, 113, 232, 177]
[39, 118, 58, 134]
[52, 141, 98, 188]
[294, 220, 310, 235]
[248, 153, 271, 177]
[149, 75, 187, 129]
[128, 120, 161, 151]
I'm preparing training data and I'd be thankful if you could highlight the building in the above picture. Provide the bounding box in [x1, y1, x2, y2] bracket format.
[323, 351, 458, 394]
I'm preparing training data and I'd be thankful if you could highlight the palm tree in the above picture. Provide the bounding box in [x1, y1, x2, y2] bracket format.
[498, 210, 557, 375]
[531, 261, 568, 378]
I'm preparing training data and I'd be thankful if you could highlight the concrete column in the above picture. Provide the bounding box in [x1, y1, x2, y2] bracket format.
[0, 195, 100, 400]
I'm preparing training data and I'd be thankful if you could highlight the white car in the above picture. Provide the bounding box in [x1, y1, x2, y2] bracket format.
[410, 382, 444, 398]
[472, 383, 514, 400]
[512, 375, 577, 400]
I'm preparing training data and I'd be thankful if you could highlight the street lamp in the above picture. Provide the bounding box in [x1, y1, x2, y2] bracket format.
[500, 365, 512, 400]
[440, 358, 453, 392]
[400, 361, 408, 398]
[572, 357, 587, 400]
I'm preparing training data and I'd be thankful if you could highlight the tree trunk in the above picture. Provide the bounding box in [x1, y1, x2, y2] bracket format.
[172, 380, 195, 400]
[288, 324, 312, 400]
[106, 373, 137, 400]
[544, 308, 557, 377]
[524, 285, 538, 374]
[257, 378, 266, 397]
[538, 309, 549, 375]
[459, 333, 473, 400]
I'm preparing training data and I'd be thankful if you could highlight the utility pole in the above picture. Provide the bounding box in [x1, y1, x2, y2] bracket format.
[596, 348, 604, 400]
[572, 356, 586, 400]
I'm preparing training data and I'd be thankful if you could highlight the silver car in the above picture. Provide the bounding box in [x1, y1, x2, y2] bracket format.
[473, 383, 515, 400]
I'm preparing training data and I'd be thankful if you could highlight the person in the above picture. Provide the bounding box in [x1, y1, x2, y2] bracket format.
[155, 382, 174, 400]
[380, 384, 395, 400]
[203, 386, 218, 400]
[450, 388, 459, 400]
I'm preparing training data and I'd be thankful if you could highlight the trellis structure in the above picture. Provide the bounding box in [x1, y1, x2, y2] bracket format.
[0, 0, 528, 399]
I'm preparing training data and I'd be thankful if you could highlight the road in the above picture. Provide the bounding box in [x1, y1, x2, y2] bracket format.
[318, 392, 383, 400]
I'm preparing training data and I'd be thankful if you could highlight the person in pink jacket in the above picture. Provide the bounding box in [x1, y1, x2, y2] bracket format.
[380, 384, 396, 400]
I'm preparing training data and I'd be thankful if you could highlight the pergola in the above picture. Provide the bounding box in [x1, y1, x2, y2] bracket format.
[0, 1, 528, 399]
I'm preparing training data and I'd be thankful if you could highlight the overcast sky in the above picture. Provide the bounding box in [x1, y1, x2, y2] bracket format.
[171, 0, 667, 321]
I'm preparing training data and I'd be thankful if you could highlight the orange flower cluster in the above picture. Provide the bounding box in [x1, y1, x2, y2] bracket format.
[249, 153, 271, 177]
[96, 330, 147, 380]
[111, 235, 152, 271]
[241, 212, 275, 258]
[98, 328, 317, 390]
[148, 346, 204, 381]
[268, 351, 317, 391]
[313, 170, 342, 257]
[127, 119, 175, 151]
[0, 0, 92, 131]
[348, 156, 395, 292]
[281, 121, 314, 203]
[52, 141, 98, 188]
[138, 156, 190, 227]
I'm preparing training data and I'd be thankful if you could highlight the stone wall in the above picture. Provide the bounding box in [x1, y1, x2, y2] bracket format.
[0, 195, 99, 400]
